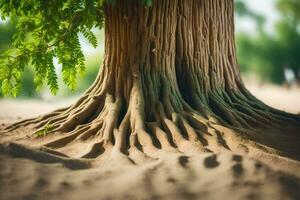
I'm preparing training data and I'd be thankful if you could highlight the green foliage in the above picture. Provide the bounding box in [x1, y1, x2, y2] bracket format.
[237, 33, 286, 83]
[0, 0, 153, 97]
[34, 123, 55, 137]
[19, 67, 36, 98]
[0, 21, 15, 53]
[235, 0, 300, 84]
[235, 1, 265, 24]
[276, 0, 300, 21]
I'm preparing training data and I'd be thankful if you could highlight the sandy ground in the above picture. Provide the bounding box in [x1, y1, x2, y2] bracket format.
[1, 148, 300, 200]
[246, 83, 300, 114]
[0, 83, 300, 200]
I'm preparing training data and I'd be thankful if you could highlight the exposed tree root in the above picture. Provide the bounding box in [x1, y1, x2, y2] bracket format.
[1, 75, 300, 166]
[1, 0, 300, 171]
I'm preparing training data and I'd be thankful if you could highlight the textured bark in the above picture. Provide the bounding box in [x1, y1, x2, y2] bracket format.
[1, 0, 300, 163]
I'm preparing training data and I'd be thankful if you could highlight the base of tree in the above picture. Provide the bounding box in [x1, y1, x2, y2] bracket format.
[1, 79, 300, 169]
[1, 0, 300, 172]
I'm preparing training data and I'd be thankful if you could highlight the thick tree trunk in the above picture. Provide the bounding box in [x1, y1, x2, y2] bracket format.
[2, 0, 300, 163]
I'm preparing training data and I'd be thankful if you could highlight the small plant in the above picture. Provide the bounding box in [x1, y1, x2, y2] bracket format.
[34, 123, 55, 137]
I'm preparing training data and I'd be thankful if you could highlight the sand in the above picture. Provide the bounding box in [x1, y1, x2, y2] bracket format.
[1, 141, 300, 200]
[1, 84, 300, 200]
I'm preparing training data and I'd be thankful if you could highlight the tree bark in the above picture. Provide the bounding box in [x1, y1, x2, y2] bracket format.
[2, 0, 300, 162]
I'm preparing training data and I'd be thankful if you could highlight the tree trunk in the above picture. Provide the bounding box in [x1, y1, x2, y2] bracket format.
[2, 0, 300, 163]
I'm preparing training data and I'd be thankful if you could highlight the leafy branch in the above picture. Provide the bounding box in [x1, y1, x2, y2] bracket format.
[0, 0, 152, 96]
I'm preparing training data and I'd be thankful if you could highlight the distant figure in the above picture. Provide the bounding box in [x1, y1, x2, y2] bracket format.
[284, 66, 295, 88]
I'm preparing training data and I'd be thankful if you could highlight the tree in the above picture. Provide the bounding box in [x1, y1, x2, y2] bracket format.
[236, 0, 300, 84]
[276, 0, 300, 84]
[0, 21, 15, 53]
[0, 0, 300, 162]
[0, 21, 36, 97]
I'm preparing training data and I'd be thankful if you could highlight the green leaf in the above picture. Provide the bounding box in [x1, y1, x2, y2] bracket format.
[1, 79, 11, 96]
[46, 56, 59, 95]
[81, 28, 97, 48]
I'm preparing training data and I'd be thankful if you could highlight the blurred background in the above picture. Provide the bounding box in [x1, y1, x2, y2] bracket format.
[0, 0, 300, 119]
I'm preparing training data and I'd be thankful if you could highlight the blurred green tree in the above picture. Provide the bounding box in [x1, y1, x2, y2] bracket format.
[0, 21, 15, 52]
[235, 0, 300, 85]
[0, 21, 36, 97]
[276, 0, 300, 83]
